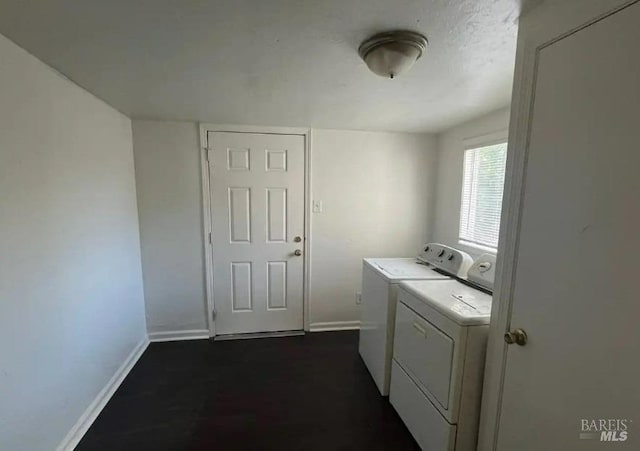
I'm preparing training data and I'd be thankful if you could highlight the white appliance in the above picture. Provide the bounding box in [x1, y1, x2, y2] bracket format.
[390, 254, 496, 451]
[358, 244, 473, 396]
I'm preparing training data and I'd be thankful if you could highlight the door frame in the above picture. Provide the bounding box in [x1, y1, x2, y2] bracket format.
[199, 124, 312, 338]
[478, 1, 639, 449]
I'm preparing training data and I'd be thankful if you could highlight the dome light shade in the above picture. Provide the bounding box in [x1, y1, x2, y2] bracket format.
[359, 30, 428, 79]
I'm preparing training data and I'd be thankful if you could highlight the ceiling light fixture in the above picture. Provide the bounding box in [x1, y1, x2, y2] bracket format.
[358, 30, 428, 79]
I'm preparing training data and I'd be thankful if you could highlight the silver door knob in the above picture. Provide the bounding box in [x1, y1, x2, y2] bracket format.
[504, 328, 527, 346]
[293, 249, 302, 256]
[294, 236, 302, 243]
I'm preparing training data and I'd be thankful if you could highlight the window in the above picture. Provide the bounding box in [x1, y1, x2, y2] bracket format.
[459, 141, 508, 251]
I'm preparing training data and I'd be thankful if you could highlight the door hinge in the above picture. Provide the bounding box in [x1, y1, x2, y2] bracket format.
[211, 310, 217, 320]
[206, 147, 211, 162]
[208, 232, 212, 244]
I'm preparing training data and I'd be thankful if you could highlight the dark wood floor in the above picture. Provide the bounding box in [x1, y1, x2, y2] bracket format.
[77, 331, 419, 450]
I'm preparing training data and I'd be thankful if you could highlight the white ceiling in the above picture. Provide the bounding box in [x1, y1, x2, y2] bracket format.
[0, 0, 521, 133]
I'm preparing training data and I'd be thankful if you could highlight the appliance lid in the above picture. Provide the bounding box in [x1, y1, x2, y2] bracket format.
[363, 258, 450, 280]
[400, 279, 493, 325]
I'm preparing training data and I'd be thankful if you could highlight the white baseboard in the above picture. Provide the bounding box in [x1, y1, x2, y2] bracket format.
[56, 336, 149, 451]
[309, 321, 361, 332]
[148, 329, 210, 342]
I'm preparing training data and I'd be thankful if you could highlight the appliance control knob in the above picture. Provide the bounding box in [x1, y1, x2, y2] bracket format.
[424, 246, 430, 252]
[438, 249, 445, 257]
[447, 254, 455, 261]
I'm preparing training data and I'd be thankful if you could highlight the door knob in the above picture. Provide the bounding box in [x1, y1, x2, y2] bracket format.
[294, 236, 302, 243]
[293, 249, 302, 256]
[504, 328, 527, 346]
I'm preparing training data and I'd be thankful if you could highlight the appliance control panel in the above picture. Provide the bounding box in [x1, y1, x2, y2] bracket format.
[417, 243, 473, 278]
[467, 253, 497, 291]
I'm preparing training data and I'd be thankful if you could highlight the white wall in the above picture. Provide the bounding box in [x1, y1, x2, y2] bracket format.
[310, 129, 437, 326]
[431, 107, 511, 258]
[131, 122, 437, 332]
[132, 121, 208, 336]
[0, 34, 147, 451]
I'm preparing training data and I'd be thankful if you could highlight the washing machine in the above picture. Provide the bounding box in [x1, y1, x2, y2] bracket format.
[358, 243, 473, 396]
[390, 254, 496, 451]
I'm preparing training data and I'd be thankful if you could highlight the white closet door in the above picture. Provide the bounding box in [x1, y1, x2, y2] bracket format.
[496, 3, 640, 449]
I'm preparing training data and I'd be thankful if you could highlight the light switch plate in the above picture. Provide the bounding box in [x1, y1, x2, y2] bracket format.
[313, 200, 323, 213]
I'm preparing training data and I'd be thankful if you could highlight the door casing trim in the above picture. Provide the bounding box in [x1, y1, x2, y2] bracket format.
[199, 124, 312, 337]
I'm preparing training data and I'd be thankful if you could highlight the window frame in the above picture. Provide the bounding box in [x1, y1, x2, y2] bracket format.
[458, 131, 508, 254]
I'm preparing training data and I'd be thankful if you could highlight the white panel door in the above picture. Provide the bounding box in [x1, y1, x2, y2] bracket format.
[209, 131, 305, 335]
[496, 4, 640, 450]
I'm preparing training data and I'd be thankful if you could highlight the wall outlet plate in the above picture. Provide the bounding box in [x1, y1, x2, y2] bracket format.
[312, 200, 323, 213]
[356, 292, 362, 304]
